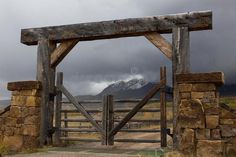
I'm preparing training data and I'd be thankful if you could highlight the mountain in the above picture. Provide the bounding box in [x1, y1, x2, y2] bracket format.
[75, 78, 172, 100]
[1, 82, 236, 107]
[97, 79, 148, 97]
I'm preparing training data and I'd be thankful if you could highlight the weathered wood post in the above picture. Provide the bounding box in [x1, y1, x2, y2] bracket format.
[172, 27, 190, 148]
[54, 72, 63, 145]
[102, 95, 114, 145]
[107, 95, 114, 145]
[160, 66, 167, 147]
[37, 39, 56, 146]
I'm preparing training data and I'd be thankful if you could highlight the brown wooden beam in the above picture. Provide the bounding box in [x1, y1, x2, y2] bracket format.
[172, 26, 190, 148]
[176, 72, 224, 85]
[145, 33, 172, 59]
[36, 39, 54, 146]
[21, 10, 212, 45]
[50, 39, 79, 67]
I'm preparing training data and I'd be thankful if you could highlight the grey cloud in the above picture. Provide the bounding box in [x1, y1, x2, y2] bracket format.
[0, 0, 236, 99]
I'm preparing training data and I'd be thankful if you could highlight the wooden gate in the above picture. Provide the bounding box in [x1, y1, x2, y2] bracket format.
[54, 67, 170, 147]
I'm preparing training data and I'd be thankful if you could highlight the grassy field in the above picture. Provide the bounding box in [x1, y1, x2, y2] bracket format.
[220, 96, 236, 109]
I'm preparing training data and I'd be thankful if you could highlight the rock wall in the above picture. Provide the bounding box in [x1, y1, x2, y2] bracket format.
[175, 72, 236, 157]
[0, 81, 41, 151]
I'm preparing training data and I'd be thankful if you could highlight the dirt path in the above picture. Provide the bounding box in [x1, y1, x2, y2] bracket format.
[6, 151, 139, 157]
[6, 130, 167, 157]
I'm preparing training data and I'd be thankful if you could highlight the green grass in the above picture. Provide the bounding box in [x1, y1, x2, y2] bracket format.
[220, 96, 236, 109]
[137, 149, 164, 157]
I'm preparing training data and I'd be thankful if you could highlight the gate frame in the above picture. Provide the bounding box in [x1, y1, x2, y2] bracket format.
[54, 66, 168, 147]
[20, 10, 212, 147]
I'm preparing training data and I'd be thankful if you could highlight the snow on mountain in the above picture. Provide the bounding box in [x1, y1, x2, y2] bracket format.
[101, 78, 148, 95]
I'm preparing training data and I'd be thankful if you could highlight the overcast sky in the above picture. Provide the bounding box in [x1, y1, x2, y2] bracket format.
[0, 0, 236, 99]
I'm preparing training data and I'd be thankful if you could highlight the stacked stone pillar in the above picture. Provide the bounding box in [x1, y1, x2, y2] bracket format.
[0, 81, 41, 151]
[175, 72, 236, 157]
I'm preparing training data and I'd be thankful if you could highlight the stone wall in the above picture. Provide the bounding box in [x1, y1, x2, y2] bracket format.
[175, 72, 236, 157]
[0, 81, 41, 151]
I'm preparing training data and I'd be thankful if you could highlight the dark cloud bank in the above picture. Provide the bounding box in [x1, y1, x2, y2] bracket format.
[0, 0, 236, 98]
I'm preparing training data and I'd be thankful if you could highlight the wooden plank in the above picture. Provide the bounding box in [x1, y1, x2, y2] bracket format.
[54, 72, 63, 145]
[160, 67, 167, 147]
[101, 95, 108, 145]
[109, 81, 164, 137]
[48, 41, 56, 145]
[145, 33, 172, 59]
[36, 39, 53, 146]
[60, 109, 101, 113]
[119, 129, 161, 133]
[107, 95, 114, 145]
[114, 108, 161, 113]
[61, 98, 160, 104]
[60, 128, 98, 132]
[176, 72, 224, 85]
[60, 119, 162, 123]
[50, 39, 79, 67]
[64, 112, 68, 144]
[114, 139, 161, 143]
[172, 26, 190, 148]
[60, 137, 100, 142]
[21, 11, 212, 45]
[58, 85, 105, 136]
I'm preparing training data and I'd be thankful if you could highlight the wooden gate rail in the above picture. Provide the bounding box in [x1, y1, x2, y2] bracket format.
[109, 80, 165, 138]
[160, 66, 167, 147]
[60, 108, 161, 113]
[54, 66, 169, 146]
[61, 99, 160, 104]
[57, 85, 105, 136]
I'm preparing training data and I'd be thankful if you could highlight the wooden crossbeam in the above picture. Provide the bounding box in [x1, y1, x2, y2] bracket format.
[57, 85, 105, 136]
[145, 33, 172, 59]
[50, 39, 79, 67]
[21, 10, 212, 45]
[109, 80, 165, 137]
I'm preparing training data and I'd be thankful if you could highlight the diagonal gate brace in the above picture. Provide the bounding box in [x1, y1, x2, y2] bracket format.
[57, 85, 105, 137]
[109, 79, 166, 138]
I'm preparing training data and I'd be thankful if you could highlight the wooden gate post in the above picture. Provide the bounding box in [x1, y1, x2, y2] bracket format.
[54, 72, 63, 145]
[102, 95, 114, 145]
[37, 39, 56, 146]
[172, 27, 190, 148]
[160, 67, 167, 147]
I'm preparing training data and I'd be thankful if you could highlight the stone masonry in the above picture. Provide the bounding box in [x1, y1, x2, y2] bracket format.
[0, 81, 41, 151]
[175, 72, 236, 157]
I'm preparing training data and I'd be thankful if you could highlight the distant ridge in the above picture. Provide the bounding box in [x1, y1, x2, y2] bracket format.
[1, 82, 236, 107]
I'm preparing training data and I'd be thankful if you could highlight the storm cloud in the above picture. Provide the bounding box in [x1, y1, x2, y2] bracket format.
[0, 0, 236, 98]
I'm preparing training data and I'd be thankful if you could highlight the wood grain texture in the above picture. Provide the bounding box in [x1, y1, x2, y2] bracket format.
[36, 39, 51, 146]
[58, 84, 105, 136]
[145, 33, 172, 59]
[50, 39, 79, 67]
[172, 26, 190, 148]
[109, 80, 165, 137]
[160, 67, 167, 147]
[54, 72, 63, 145]
[176, 72, 224, 85]
[48, 41, 56, 145]
[21, 10, 212, 45]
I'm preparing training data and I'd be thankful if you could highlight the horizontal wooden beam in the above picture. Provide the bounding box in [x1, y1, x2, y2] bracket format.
[21, 10, 212, 45]
[176, 72, 224, 85]
[50, 39, 79, 67]
[145, 33, 172, 59]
